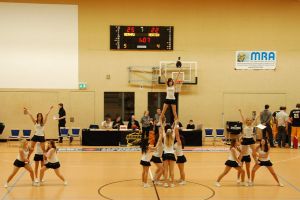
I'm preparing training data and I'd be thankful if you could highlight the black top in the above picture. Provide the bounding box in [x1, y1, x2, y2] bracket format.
[127, 120, 140, 130]
[289, 109, 300, 127]
[112, 120, 124, 129]
[186, 124, 195, 129]
[58, 108, 66, 125]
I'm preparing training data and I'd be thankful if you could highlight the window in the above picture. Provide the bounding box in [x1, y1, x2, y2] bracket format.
[148, 92, 179, 124]
[104, 92, 134, 121]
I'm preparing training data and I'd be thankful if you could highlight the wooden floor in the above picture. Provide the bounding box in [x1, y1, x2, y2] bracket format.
[1, 143, 300, 200]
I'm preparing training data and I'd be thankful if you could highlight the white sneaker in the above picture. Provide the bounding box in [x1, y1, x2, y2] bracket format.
[179, 181, 186, 185]
[143, 183, 150, 188]
[154, 181, 163, 185]
[278, 182, 284, 187]
[4, 182, 8, 188]
[164, 183, 169, 188]
[34, 179, 39, 183]
[241, 182, 248, 187]
[236, 179, 241, 184]
[170, 183, 175, 188]
[248, 181, 253, 186]
[64, 181, 68, 186]
[215, 182, 221, 187]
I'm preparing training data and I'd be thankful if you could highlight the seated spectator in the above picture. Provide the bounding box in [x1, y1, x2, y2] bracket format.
[112, 115, 124, 129]
[186, 120, 195, 129]
[101, 115, 113, 129]
[127, 114, 140, 130]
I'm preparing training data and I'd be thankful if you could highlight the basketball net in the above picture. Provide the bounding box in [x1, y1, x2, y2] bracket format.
[175, 80, 183, 93]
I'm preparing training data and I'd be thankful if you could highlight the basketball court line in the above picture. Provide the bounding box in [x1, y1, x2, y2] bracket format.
[98, 179, 215, 200]
[1, 169, 27, 200]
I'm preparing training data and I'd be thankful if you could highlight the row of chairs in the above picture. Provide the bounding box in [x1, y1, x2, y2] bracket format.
[204, 128, 225, 146]
[7, 128, 81, 145]
[59, 127, 81, 144]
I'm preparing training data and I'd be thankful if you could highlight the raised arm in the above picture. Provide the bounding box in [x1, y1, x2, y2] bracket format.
[252, 114, 260, 126]
[43, 106, 53, 125]
[238, 109, 246, 124]
[174, 68, 183, 85]
[174, 120, 181, 145]
[24, 107, 36, 124]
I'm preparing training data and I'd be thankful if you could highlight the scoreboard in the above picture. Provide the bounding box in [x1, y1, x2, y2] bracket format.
[110, 25, 173, 50]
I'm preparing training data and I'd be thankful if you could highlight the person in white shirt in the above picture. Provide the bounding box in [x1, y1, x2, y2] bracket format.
[215, 139, 246, 187]
[161, 74, 181, 121]
[276, 106, 289, 148]
[238, 109, 259, 163]
[250, 138, 283, 187]
[39, 140, 67, 186]
[4, 139, 35, 188]
[34, 142, 44, 183]
[24, 106, 53, 159]
[101, 115, 113, 129]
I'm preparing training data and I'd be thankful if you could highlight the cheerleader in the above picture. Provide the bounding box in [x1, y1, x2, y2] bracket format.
[237, 144, 251, 183]
[4, 139, 35, 188]
[215, 139, 247, 187]
[161, 73, 181, 121]
[250, 138, 283, 186]
[140, 139, 152, 188]
[24, 106, 53, 158]
[162, 124, 176, 187]
[150, 121, 164, 185]
[39, 140, 67, 185]
[34, 142, 44, 183]
[174, 127, 187, 185]
[238, 109, 259, 163]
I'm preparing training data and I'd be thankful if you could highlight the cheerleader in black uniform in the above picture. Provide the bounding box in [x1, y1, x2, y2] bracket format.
[140, 139, 152, 188]
[174, 125, 187, 185]
[215, 139, 247, 187]
[39, 140, 67, 185]
[34, 142, 44, 184]
[162, 123, 176, 188]
[238, 109, 259, 163]
[150, 119, 164, 185]
[250, 138, 283, 186]
[4, 139, 35, 188]
[237, 144, 251, 183]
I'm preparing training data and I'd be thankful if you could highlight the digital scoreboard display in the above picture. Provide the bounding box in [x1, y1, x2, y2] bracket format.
[110, 26, 173, 50]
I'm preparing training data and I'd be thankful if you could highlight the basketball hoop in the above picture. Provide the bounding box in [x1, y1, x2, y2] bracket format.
[175, 80, 183, 93]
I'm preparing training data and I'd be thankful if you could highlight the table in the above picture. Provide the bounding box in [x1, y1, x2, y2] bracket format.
[82, 129, 133, 146]
[179, 129, 202, 146]
[82, 129, 202, 146]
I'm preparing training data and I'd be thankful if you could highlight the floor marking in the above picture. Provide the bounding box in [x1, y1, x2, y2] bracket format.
[98, 179, 215, 200]
[1, 169, 27, 200]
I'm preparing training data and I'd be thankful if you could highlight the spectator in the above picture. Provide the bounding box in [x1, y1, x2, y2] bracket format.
[141, 111, 151, 139]
[276, 106, 289, 148]
[154, 108, 161, 136]
[101, 115, 113, 129]
[186, 120, 195, 129]
[289, 103, 300, 148]
[112, 115, 124, 129]
[260, 105, 275, 147]
[127, 114, 140, 130]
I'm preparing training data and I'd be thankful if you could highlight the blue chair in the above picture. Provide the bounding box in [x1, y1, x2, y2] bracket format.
[204, 128, 214, 146]
[8, 129, 20, 146]
[71, 127, 81, 144]
[59, 127, 70, 143]
[215, 128, 225, 145]
[22, 129, 31, 140]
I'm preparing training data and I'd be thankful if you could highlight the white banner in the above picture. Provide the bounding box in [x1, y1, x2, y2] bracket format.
[235, 51, 277, 70]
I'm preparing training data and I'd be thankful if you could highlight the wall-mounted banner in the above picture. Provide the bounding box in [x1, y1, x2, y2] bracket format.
[235, 51, 277, 70]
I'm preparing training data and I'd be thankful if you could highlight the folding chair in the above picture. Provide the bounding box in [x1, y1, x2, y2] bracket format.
[71, 127, 81, 144]
[204, 128, 215, 146]
[215, 128, 225, 145]
[59, 127, 70, 144]
[22, 129, 31, 140]
[8, 129, 20, 146]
